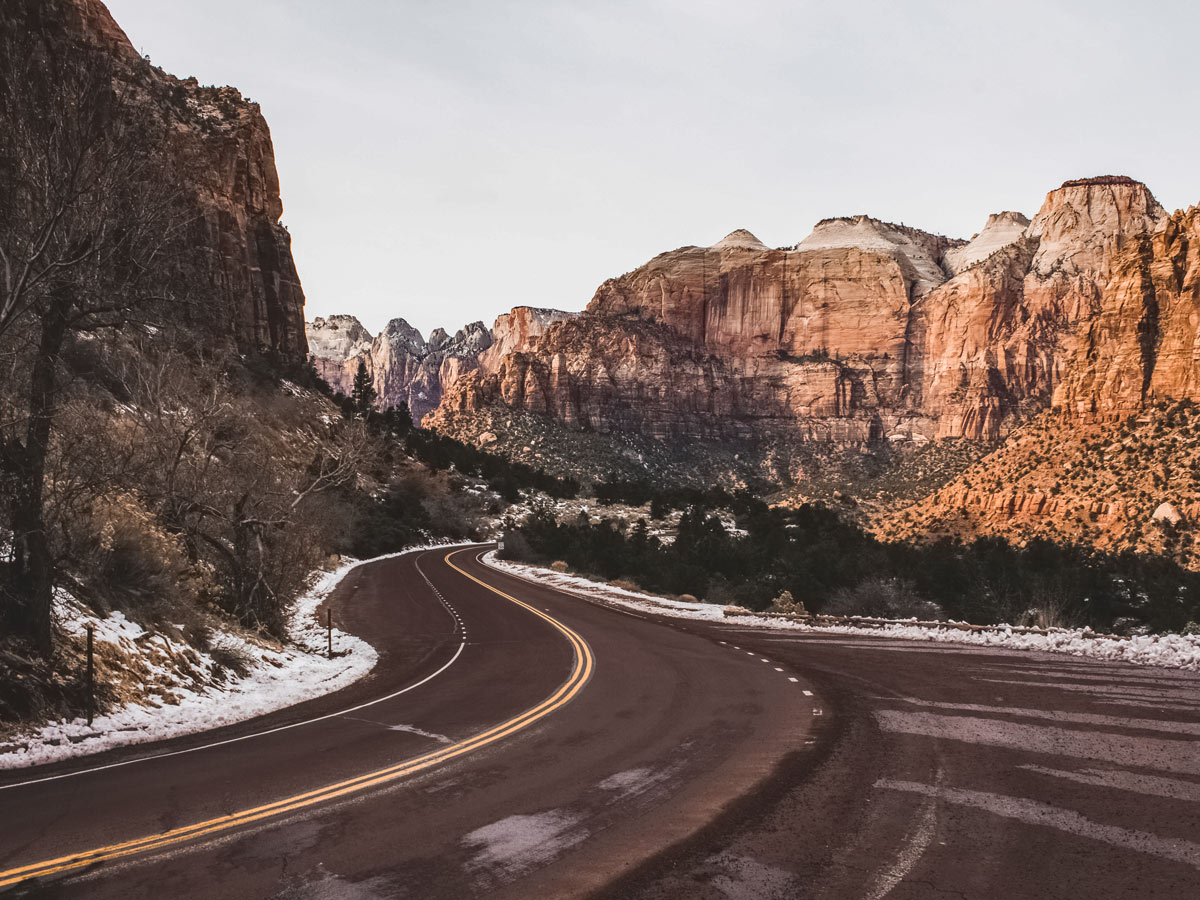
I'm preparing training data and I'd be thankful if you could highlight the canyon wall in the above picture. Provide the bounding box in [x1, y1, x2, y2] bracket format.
[426, 176, 1171, 447]
[6, 0, 309, 358]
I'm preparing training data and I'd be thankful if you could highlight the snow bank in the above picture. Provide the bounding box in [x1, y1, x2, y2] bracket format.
[485, 555, 1200, 671]
[0, 541, 477, 771]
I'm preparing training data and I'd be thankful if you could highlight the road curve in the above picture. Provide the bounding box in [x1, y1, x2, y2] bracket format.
[0, 547, 815, 898]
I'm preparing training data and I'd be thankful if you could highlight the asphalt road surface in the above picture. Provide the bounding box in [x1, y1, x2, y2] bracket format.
[0, 546, 1197, 898]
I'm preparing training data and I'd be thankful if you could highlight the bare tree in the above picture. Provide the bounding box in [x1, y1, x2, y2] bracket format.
[0, 26, 175, 655]
[104, 345, 375, 633]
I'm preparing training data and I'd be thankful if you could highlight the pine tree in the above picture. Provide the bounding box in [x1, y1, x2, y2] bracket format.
[394, 402, 413, 435]
[351, 359, 376, 414]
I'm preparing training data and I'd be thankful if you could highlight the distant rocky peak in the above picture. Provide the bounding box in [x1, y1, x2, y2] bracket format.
[986, 210, 1032, 229]
[306, 316, 372, 361]
[797, 214, 963, 297]
[309, 314, 369, 335]
[943, 211, 1031, 275]
[427, 328, 451, 353]
[1028, 175, 1166, 278]
[711, 229, 768, 251]
[381, 318, 427, 355]
[451, 321, 493, 357]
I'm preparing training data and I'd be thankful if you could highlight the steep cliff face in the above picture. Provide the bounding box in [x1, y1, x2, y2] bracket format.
[479, 307, 577, 372]
[906, 230, 1040, 441]
[160, 80, 308, 357]
[431, 177, 1173, 452]
[7, 0, 309, 358]
[1057, 205, 1200, 417]
[306, 307, 574, 420]
[435, 317, 739, 440]
[589, 218, 951, 362]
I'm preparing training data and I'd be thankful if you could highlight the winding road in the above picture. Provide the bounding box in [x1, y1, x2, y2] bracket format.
[0, 546, 1197, 898]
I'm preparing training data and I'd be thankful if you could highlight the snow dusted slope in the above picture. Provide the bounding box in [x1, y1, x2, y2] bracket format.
[0, 543, 473, 771]
[485, 554, 1200, 671]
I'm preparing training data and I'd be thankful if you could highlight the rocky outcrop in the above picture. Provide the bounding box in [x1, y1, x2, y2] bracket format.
[6, 0, 309, 358]
[305, 307, 575, 419]
[479, 307, 576, 372]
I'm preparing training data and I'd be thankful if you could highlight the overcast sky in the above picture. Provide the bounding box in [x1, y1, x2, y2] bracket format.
[105, 0, 1199, 339]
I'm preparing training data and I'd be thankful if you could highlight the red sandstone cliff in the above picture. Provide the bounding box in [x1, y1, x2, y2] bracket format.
[427, 177, 1172, 449]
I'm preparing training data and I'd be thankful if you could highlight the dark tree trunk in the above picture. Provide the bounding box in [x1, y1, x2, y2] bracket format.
[10, 294, 71, 657]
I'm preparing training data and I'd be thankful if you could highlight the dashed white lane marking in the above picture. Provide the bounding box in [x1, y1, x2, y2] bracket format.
[788, 677, 799, 683]
[775, 667, 784, 672]
[760, 658, 770, 662]
[813, 709, 824, 716]
[733, 646, 740, 650]
[718, 641, 727, 645]
[802, 689, 813, 696]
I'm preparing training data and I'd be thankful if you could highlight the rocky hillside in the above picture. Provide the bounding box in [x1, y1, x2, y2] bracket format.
[306, 307, 575, 419]
[876, 401, 1200, 567]
[4, 0, 309, 359]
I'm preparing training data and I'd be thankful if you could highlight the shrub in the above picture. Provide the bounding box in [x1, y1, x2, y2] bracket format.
[824, 577, 944, 621]
[70, 492, 207, 622]
[769, 590, 808, 616]
[209, 638, 254, 678]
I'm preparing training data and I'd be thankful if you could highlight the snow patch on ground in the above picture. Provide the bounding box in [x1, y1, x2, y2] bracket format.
[0, 541, 476, 771]
[485, 554, 1200, 671]
[463, 810, 587, 877]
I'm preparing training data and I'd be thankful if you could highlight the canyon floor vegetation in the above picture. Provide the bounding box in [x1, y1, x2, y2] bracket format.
[501, 495, 1200, 635]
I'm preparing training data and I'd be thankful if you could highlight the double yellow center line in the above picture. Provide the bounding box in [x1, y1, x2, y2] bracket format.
[0, 549, 594, 889]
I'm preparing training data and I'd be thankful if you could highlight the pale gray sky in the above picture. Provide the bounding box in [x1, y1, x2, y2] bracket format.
[105, 0, 1199, 339]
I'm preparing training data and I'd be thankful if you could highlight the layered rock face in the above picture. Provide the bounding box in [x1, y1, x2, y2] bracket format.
[1057, 205, 1200, 417]
[306, 307, 574, 420]
[432, 177, 1171, 447]
[6, 0, 309, 358]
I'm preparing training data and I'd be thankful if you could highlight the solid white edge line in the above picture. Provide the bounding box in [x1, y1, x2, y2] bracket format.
[0, 642, 468, 794]
[0, 544, 488, 793]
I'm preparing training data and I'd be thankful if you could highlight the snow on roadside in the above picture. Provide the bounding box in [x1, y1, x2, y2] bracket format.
[484, 554, 1200, 671]
[0, 541, 477, 771]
